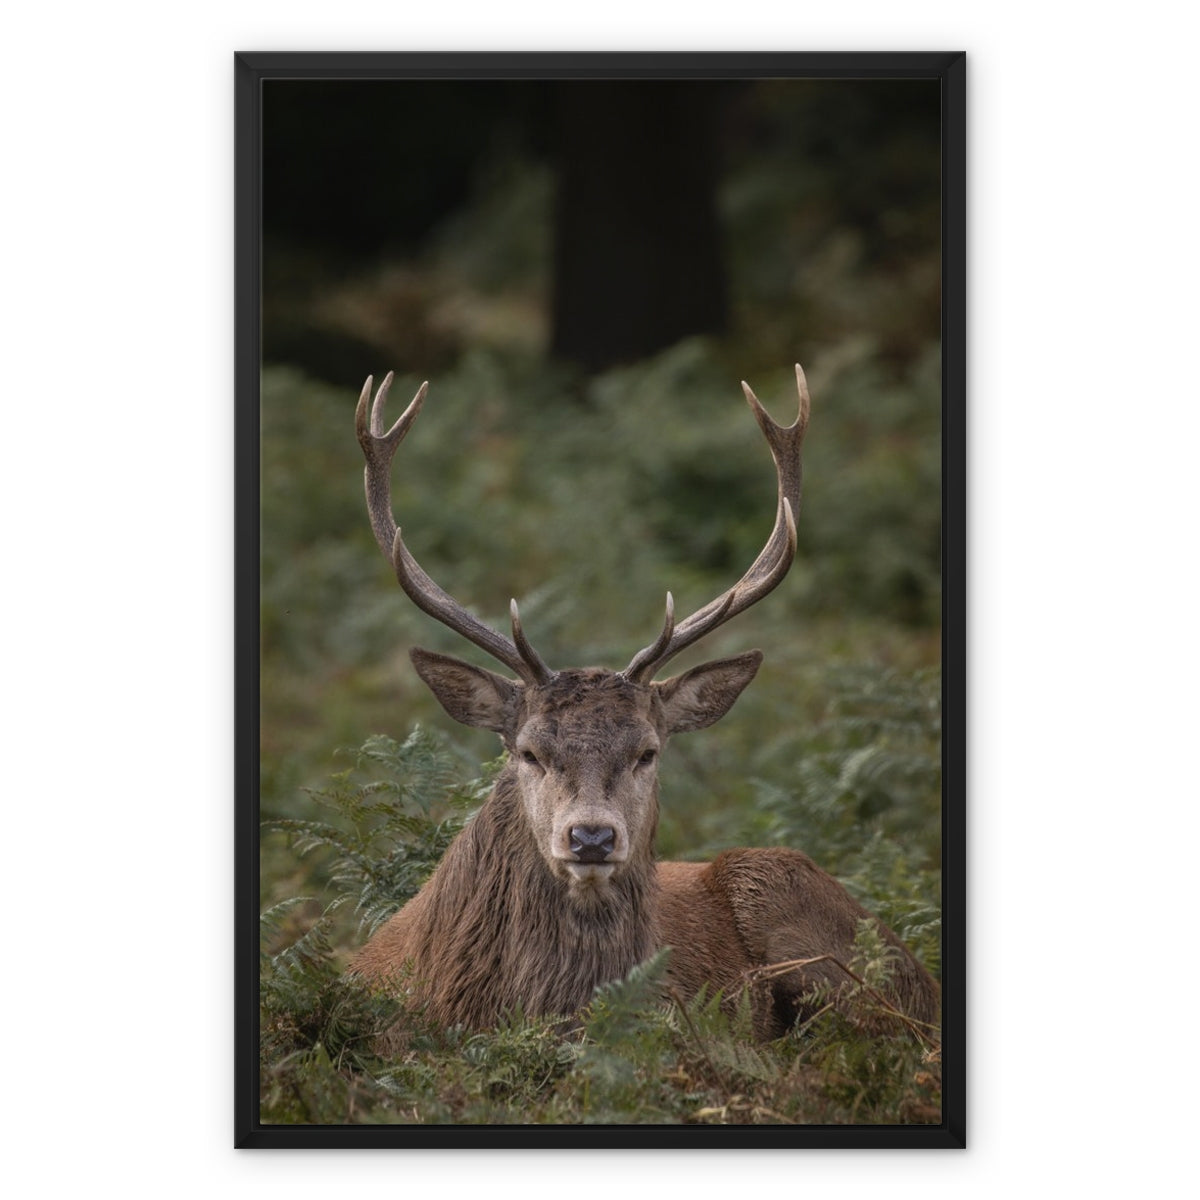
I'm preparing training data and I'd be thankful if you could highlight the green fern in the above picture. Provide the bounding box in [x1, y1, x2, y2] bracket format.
[264, 726, 496, 938]
[743, 664, 942, 975]
[259, 729, 491, 1121]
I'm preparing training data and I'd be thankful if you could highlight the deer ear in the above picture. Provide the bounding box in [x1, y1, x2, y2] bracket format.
[653, 651, 763, 734]
[409, 647, 521, 734]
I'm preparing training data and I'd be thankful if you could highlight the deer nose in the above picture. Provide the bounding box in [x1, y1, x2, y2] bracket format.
[569, 825, 616, 863]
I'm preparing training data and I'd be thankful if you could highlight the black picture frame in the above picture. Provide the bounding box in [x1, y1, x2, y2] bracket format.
[236, 50, 965, 1149]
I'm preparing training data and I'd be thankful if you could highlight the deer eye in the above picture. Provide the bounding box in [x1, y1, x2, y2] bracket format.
[636, 748, 658, 768]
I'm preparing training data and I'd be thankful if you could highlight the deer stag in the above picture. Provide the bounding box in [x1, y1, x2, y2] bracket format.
[347, 367, 939, 1041]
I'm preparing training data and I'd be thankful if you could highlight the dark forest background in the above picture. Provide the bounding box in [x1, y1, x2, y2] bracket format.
[262, 79, 940, 377]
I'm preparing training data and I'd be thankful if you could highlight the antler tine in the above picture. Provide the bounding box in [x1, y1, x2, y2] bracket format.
[627, 592, 676, 676]
[356, 372, 429, 562]
[624, 367, 809, 683]
[510, 599, 554, 684]
[357, 373, 554, 687]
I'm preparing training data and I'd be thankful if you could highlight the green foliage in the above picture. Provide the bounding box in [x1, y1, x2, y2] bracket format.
[740, 664, 942, 975]
[263, 727, 497, 939]
[260, 730, 481, 1123]
[259, 910, 407, 1124]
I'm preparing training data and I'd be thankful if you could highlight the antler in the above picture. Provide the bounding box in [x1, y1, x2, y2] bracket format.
[355, 372, 554, 686]
[623, 365, 811, 684]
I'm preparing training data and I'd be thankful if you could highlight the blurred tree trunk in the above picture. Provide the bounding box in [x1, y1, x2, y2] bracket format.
[549, 82, 731, 371]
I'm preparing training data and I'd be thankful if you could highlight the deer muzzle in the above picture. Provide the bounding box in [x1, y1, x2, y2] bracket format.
[569, 824, 617, 863]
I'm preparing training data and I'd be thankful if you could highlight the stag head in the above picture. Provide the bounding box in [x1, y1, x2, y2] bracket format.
[355, 369, 810, 899]
[408, 651, 763, 896]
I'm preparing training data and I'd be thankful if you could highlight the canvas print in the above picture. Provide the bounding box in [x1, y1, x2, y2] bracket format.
[245, 58, 958, 1141]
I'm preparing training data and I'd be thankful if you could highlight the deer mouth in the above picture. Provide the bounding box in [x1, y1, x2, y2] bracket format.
[560, 860, 619, 893]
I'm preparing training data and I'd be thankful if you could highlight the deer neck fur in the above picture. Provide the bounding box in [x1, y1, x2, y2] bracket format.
[402, 767, 660, 1028]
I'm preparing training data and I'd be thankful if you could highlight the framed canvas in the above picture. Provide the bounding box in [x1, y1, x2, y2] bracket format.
[236, 51, 965, 1148]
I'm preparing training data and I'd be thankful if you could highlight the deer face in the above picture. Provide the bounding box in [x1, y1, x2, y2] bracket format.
[512, 671, 661, 892]
[409, 648, 763, 900]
